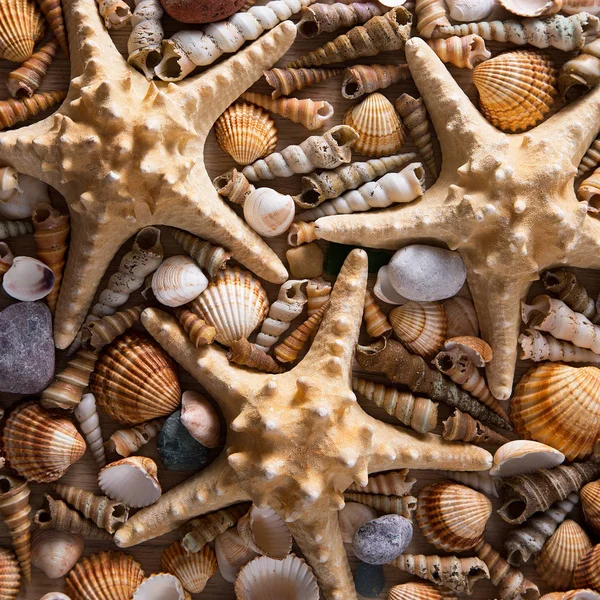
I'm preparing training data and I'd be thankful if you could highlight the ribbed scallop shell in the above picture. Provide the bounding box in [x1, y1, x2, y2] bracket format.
[473, 50, 558, 132]
[443, 296, 479, 338]
[581, 481, 600, 536]
[65, 551, 145, 600]
[1, 401, 85, 483]
[190, 267, 269, 347]
[161, 541, 217, 594]
[574, 545, 600, 590]
[0, 548, 20, 600]
[215, 528, 258, 583]
[215, 103, 278, 166]
[343, 92, 406, 157]
[511, 363, 600, 461]
[132, 573, 188, 599]
[237, 505, 292, 559]
[90, 332, 181, 426]
[389, 301, 447, 357]
[0, 0, 45, 63]
[388, 582, 450, 600]
[416, 481, 492, 552]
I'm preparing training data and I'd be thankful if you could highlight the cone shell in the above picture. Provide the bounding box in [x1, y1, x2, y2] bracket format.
[31, 530, 84, 579]
[0, 548, 20, 600]
[338, 502, 377, 544]
[473, 50, 558, 132]
[574, 545, 600, 590]
[0, 0, 45, 63]
[190, 267, 269, 347]
[512, 363, 600, 461]
[581, 480, 600, 536]
[90, 332, 181, 425]
[388, 582, 452, 600]
[416, 482, 493, 552]
[215, 527, 258, 583]
[389, 301, 447, 357]
[343, 92, 406, 157]
[1, 401, 85, 482]
[161, 541, 217, 594]
[98, 456, 161, 508]
[237, 505, 292, 559]
[132, 573, 188, 599]
[490, 440, 565, 477]
[151, 255, 208, 308]
[215, 103, 278, 166]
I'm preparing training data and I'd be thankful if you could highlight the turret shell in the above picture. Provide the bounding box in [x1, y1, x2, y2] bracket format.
[0, 548, 20, 600]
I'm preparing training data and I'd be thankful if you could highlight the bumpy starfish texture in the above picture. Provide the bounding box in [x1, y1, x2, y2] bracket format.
[114, 250, 492, 600]
[0, 0, 294, 349]
[314, 38, 600, 401]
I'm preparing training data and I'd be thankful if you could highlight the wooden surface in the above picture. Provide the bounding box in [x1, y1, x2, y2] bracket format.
[0, 2, 597, 598]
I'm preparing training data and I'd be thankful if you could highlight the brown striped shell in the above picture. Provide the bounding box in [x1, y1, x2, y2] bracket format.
[581, 480, 600, 536]
[388, 582, 453, 600]
[161, 541, 217, 595]
[389, 301, 447, 357]
[0, 0, 45, 63]
[0, 548, 20, 600]
[573, 545, 600, 590]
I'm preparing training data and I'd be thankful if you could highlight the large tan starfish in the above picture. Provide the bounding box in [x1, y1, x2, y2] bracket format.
[115, 249, 492, 599]
[0, 0, 293, 349]
[314, 38, 600, 401]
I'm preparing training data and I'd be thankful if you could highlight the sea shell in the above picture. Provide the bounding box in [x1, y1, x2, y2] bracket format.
[264, 67, 344, 99]
[213, 168, 256, 206]
[179, 390, 220, 449]
[90, 332, 181, 425]
[416, 0, 451, 37]
[348, 470, 416, 497]
[388, 582, 452, 600]
[151, 256, 208, 308]
[168, 228, 231, 279]
[273, 304, 327, 363]
[98, 456, 161, 508]
[343, 93, 406, 157]
[65, 551, 145, 600]
[234, 554, 319, 600]
[389, 301, 447, 357]
[573, 545, 600, 590]
[473, 50, 558, 132]
[511, 363, 600, 461]
[243, 187, 295, 238]
[237, 505, 292, 559]
[416, 481, 492, 552]
[190, 267, 269, 347]
[7, 38, 59, 98]
[581, 480, 600, 535]
[344, 492, 418, 519]
[363, 289, 393, 338]
[2, 256, 54, 301]
[215, 103, 278, 166]
[374, 265, 408, 305]
[40, 594, 72, 600]
[445, 470, 499, 497]
[0, 91, 66, 131]
[287, 222, 318, 247]
[490, 440, 565, 477]
[0, 174, 50, 219]
[2, 401, 85, 483]
[0, 548, 20, 600]
[227, 338, 285, 374]
[174, 307, 216, 347]
[338, 502, 378, 544]
[81, 306, 145, 352]
[342, 64, 412, 100]
[0, 242, 14, 281]
[215, 527, 258, 583]
[442, 408, 510, 445]
[105, 419, 164, 458]
[426, 35, 491, 69]
[31, 530, 84, 579]
[161, 541, 217, 595]
[446, 0, 495, 20]
[0, 474, 31, 581]
[307, 277, 331, 317]
[562, 1, 600, 15]
[132, 573, 188, 599]
[0, 166, 19, 201]
[0, 0, 45, 63]
[443, 296, 480, 337]
[499, 0, 562, 17]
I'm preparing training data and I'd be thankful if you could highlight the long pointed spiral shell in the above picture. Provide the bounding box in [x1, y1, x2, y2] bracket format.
[96, 0, 132, 29]
[347, 469, 416, 496]
[306, 277, 331, 317]
[36, 0, 68, 56]
[105, 419, 164, 458]
[127, 0, 164, 79]
[519, 328, 600, 363]
[7, 38, 59, 97]
[168, 228, 231, 278]
[81, 306, 145, 351]
[579, 137, 600, 177]
[0, 219, 33, 239]
[264, 67, 343, 98]
[227, 338, 285, 373]
[344, 492, 417, 519]
[416, 0, 451, 37]
[181, 505, 249, 553]
[0, 90, 66, 130]
[298, 2, 384, 38]
[73, 393, 106, 468]
[174, 307, 216, 347]
[542, 269, 597, 321]
[363, 289, 392, 338]
[426, 34, 491, 69]
[274, 303, 327, 362]
[442, 409, 510, 445]
[342, 63, 412, 100]
[0, 242, 14, 282]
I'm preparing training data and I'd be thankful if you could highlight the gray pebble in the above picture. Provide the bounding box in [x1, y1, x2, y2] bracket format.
[352, 514, 413, 565]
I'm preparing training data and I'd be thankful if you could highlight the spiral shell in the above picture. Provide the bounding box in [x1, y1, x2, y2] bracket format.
[0, 91, 66, 130]
[307, 278, 331, 317]
[73, 393, 106, 468]
[298, 2, 384, 38]
[287, 222, 318, 247]
[227, 338, 285, 373]
[161, 541, 217, 595]
[363, 289, 392, 338]
[442, 408, 510, 445]
[213, 168, 256, 206]
[389, 300, 447, 357]
[105, 419, 164, 458]
[168, 228, 231, 278]
[237, 505, 292, 559]
[7, 38, 59, 97]
[347, 469, 416, 497]
[342, 63, 412, 100]
[274, 304, 326, 363]
[445, 470, 498, 497]
[426, 35, 491, 69]
[243, 188, 295, 238]
[81, 306, 145, 352]
[264, 67, 343, 99]
[0, 548, 20, 600]
[573, 545, 600, 590]
[416, 0, 451, 37]
[174, 307, 216, 347]
[31, 530, 84, 579]
[151, 255, 208, 308]
[581, 480, 600, 536]
[0, 0, 45, 62]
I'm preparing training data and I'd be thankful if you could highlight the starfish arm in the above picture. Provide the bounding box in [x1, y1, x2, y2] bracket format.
[114, 455, 247, 547]
[567, 213, 600, 269]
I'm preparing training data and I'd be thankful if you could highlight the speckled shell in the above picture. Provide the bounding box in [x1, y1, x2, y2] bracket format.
[151, 255, 208, 308]
[342, 92, 406, 157]
[90, 332, 181, 426]
[215, 103, 278, 166]
[581, 480, 600, 535]
[161, 541, 217, 595]
[338, 502, 378, 544]
[416, 481, 493, 552]
[511, 363, 600, 461]
[499, 0, 562, 17]
[389, 301, 447, 357]
[0, 548, 20, 600]
[473, 50, 558, 132]
[237, 505, 293, 559]
[388, 582, 453, 600]
[31, 530, 84, 579]
[573, 545, 600, 590]
[0, 0, 45, 63]
[190, 267, 269, 347]
[1, 401, 85, 483]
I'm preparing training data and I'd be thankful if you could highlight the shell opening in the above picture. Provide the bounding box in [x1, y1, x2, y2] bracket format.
[392, 5, 411, 26]
[522, 589, 540, 600]
[436, 352, 454, 372]
[318, 103, 335, 119]
[298, 189, 320, 207]
[112, 504, 128, 519]
[502, 499, 527, 522]
[0, 243, 10, 260]
[213, 171, 233, 194]
[36, 510, 51, 524]
[0, 478, 14, 493]
[136, 227, 161, 251]
[287, 230, 300, 247]
[343, 82, 360, 98]
[331, 126, 358, 148]
[299, 21, 318, 38]
[34, 206, 52, 223]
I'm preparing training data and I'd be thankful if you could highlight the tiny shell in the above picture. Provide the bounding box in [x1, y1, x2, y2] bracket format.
[581, 480, 600, 535]
[31, 530, 84, 579]
[105, 419, 164, 458]
[98, 456, 161, 508]
[0, 242, 14, 280]
[338, 502, 378, 544]
[132, 573, 187, 600]
[573, 545, 600, 590]
[389, 301, 447, 357]
[499, 0, 562, 17]
[161, 541, 217, 595]
[0, 174, 50, 219]
[490, 440, 565, 477]
[446, 0, 495, 20]
[243, 188, 295, 238]
[180, 390, 220, 449]
[374, 265, 408, 305]
[215, 528, 258, 583]
[2, 256, 55, 301]
[0, 548, 20, 600]
[237, 505, 292, 559]
[0, 0, 46, 63]
[152, 256, 208, 308]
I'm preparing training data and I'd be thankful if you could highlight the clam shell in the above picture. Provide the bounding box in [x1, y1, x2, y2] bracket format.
[443, 296, 479, 338]
[243, 188, 295, 238]
[343, 92, 406, 157]
[180, 390, 220, 449]
[473, 50, 558, 132]
[65, 551, 145, 600]
[90, 332, 181, 425]
[2, 401, 85, 483]
[0, 174, 49, 219]
[0, 548, 20, 600]
[374, 265, 408, 305]
[98, 456, 161, 508]
[2, 256, 55, 301]
[215, 102, 278, 166]
[574, 545, 600, 590]
[499, 0, 562, 17]
[446, 0, 495, 20]
[511, 363, 600, 461]
[416, 481, 492, 553]
[388, 582, 450, 600]
[215, 528, 258, 584]
[40, 594, 73, 600]
[151, 256, 208, 308]
[0, 0, 45, 63]
[490, 440, 565, 477]
[234, 554, 319, 600]
[190, 267, 269, 347]
[132, 573, 188, 600]
[161, 541, 217, 594]
[237, 505, 292, 559]
[31, 530, 84, 579]
[581, 480, 600, 536]
[338, 502, 378, 544]
[389, 301, 447, 357]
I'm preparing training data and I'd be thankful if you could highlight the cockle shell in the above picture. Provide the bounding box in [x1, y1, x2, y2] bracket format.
[90, 332, 181, 425]
[389, 300, 447, 357]
[132, 573, 188, 600]
[243, 187, 295, 238]
[179, 390, 220, 448]
[511, 363, 600, 461]
[215, 103, 278, 166]
[562, 1, 600, 15]
[490, 440, 565, 477]
[573, 545, 600, 590]
[98, 456, 161, 508]
[416, 481, 493, 552]
[0, 548, 20, 600]
[2, 256, 55, 301]
[2, 401, 85, 483]
[343, 92, 406, 157]
[151, 256, 208, 308]
[338, 502, 378, 544]
[500, 0, 562, 17]
[215, 528, 258, 583]
[162, 541, 217, 594]
[473, 50, 558, 132]
[388, 582, 452, 600]
[0, 0, 45, 63]
[234, 554, 320, 600]
[446, 0, 495, 21]
[31, 530, 84, 579]
[0, 174, 50, 219]
[581, 480, 600, 535]
[539, 592, 600, 600]
[190, 267, 269, 347]
[443, 296, 480, 337]
[237, 505, 292, 559]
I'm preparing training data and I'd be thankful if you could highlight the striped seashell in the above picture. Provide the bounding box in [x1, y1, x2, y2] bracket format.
[73, 393, 106, 468]
[344, 492, 417, 519]
[539, 592, 600, 600]
[542, 269, 596, 320]
[0, 0, 45, 62]
[0, 219, 33, 239]
[174, 307, 216, 347]
[306, 278, 331, 317]
[273, 304, 326, 363]
[416, 0, 450, 37]
[152, 255, 208, 308]
[264, 67, 343, 99]
[0, 548, 20, 600]
[426, 35, 491, 69]
[446, 0, 494, 21]
[442, 408, 510, 445]
[37, 0, 69, 56]
[213, 169, 255, 206]
[237, 505, 292, 559]
[298, 2, 385, 38]
[161, 541, 217, 595]
[168, 228, 231, 278]
[105, 419, 164, 458]
[347, 469, 416, 497]
[81, 305, 145, 351]
[0, 91, 65, 130]
[581, 480, 600, 535]
[562, 0, 600, 15]
[287, 222, 318, 247]
[444, 470, 499, 497]
[388, 582, 456, 600]
[215, 527, 258, 583]
[227, 338, 284, 374]
[7, 38, 59, 97]
[573, 545, 600, 590]
[389, 301, 447, 357]
[363, 289, 392, 338]
[342, 63, 412, 100]
[243, 187, 295, 238]
[443, 296, 479, 337]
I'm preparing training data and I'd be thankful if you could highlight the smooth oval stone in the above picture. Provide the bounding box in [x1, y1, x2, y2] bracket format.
[158, 409, 212, 471]
[353, 514, 413, 565]
[354, 562, 385, 598]
[388, 244, 467, 302]
[0, 301, 54, 394]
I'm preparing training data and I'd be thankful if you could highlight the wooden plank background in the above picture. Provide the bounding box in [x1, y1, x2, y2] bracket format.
[0, 1, 597, 598]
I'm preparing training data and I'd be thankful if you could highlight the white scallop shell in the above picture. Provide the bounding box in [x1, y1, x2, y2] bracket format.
[133, 573, 187, 600]
[0, 174, 50, 219]
[152, 255, 208, 308]
[447, 0, 496, 21]
[31, 531, 84, 579]
[489, 440, 565, 477]
[237, 505, 292, 559]
[180, 390, 220, 449]
[243, 188, 295, 238]
[374, 265, 408, 305]
[338, 502, 378, 544]
[2, 256, 55, 301]
[215, 528, 258, 584]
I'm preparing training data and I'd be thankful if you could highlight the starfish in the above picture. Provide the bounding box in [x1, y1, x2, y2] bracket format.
[313, 38, 600, 402]
[115, 249, 492, 600]
[0, 0, 293, 349]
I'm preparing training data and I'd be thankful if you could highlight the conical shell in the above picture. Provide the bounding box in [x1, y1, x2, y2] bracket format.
[0, 90, 65, 130]
[581, 480, 600, 536]
[574, 545, 600, 590]
[132, 573, 188, 600]
[347, 469, 416, 497]
[1, 401, 85, 483]
[168, 228, 231, 278]
[264, 67, 343, 99]
[536, 520, 593, 590]
[343, 93, 406, 157]
[443, 296, 479, 338]
[227, 338, 285, 374]
[491, 440, 565, 477]
[98, 456, 161, 508]
[344, 492, 418, 519]
[190, 267, 269, 347]
[0, 548, 20, 600]
[215, 103, 278, 166]
[473, 50, 558, 132]
[442, 408, 510, 445]
[512, 363, 600, 461]
[388, 582, 455, 600]
[338, 502, 377, 544]
[90, 332, 181, 425]
[274, 304, 326, 363]
[31, 530, 84, 579]
[215, 527, 258, 583]
[499, 0, 562, 17]
[389, 301, 447, 357]
[81, 305, 145, 351]
[7, 38, 59, 97]
[105, 419, 164, 458]
[179, 390, 220, 449]
[0, 0, 45, 62]
[0, 475, 31, 581]
[161, 541, 217, 594]
[416, 481, 492, 552]
[65, 551, 145, 600]
[37, 0, 69, 56]
[307, 277, 331, 317]
[73, 392, 106, 468]
[174, 307, 216, 347]
[363, 289, 392, 338]
[152, 255, 208, 308]
[237, 505, 292, 559]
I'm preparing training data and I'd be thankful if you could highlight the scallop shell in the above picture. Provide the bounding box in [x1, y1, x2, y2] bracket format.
[574, 545, 600, 590]
[98, 456, 161, 508]
[190, 267, 269, 347]
[0, 0, 45, 63]
[2, 401, 85, 483]
[215, 528, 258, 584]
[343, 92, 406, 157]
[237, 505, 292, 559]
[65, 551, 145, 600]
[499, 0, 562, 17]
[581, 480, 600, 536]
[151, 256, 208, 308]
[0, 174, 50, 219]
[234, 554, 319, 600]
[2, 256, 55, 301]
[90, 332, 181, 425]
[446, 0, 495, 20]
[132, 573, 188, 600]
[161, 541, 217, 594]
[388, 582, 451, 600]
[0, 548, 20, 600]
[389, 301, 447, 357]
[180, 390, 220, 449]
[374, 265, 408, 305]
[215, 102, 278, 166]
[473, 50, 558, 132]
[490, 440, 565, 477]
[31, 530, 84, 579]
[243, 188, 295, 238]
[416, 481, 493, 553]
[338, 502, 378, 544]
[443, 296, 479, 338]
[511, 363, 600, 461]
